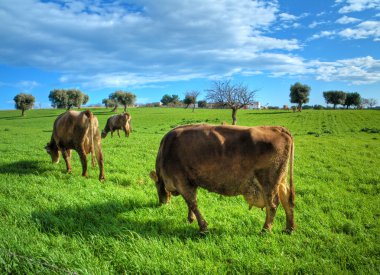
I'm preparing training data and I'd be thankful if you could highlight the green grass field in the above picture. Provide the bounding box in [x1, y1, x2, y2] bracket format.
[0, 107, 379, 274]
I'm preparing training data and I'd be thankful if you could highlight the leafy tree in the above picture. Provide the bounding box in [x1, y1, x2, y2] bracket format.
[323, 91, 346, 109]
[109, 92, 120, 112]
[184, 91, 200, 112]
[102, 98, 116, 108]
[198, 100, 207, 108]
[115, 90, 136, 112]
[14, 93, 35, 116]
[83, 94, 89, 106]
[49, 89, 88, 109]
[49, 89, 68, 108]
[109, 91, 136, 112]
[160, 94, 172, 106]
[344, 92, 361, 109]
[67, 89, 84, 110]
[289, 82, 311, 111]
[160, 94, 181, 106]
[206, 80, 256, 125]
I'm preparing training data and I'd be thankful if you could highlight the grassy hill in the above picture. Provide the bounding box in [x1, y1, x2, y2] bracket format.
[0, 108, 379, 273]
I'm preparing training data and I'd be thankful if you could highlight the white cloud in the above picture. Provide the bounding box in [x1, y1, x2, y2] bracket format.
[279, 12, 297, 21]
[339, 20, 380, 40]
[309, 31, 336, 41]
[336, 0, 380, 13]
[336, 15, 361, 24]
[0, 0, 302, 80]
[311, 56, 380, 84]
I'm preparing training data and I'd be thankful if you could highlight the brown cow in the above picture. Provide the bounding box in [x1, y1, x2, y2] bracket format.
[150, 124, 295, 233]
[101, 113, 132, 138]
[45, 110, 105, 181]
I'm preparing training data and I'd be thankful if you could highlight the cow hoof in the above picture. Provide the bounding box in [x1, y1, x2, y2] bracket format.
[282, 228, 294, 235]
[260, 228, 272, 235]
[199, 229, 209, 236]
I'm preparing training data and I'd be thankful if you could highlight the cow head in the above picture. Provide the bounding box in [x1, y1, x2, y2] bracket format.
[45, 141, 60, 163]
[101, 129, 108, 139]
[149, 171, 171, 204]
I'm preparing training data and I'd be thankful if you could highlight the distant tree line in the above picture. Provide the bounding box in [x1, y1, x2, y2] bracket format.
[49, 89, 89, 110]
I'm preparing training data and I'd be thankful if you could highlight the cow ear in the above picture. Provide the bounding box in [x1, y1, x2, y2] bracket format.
[149, 171, 158, 182]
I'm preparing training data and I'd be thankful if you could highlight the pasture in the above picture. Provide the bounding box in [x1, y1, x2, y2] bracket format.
[0, 107, 379, 274]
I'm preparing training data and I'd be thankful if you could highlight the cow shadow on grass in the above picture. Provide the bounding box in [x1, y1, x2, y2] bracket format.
[0, 160, 49, 175]
[32, 200, 212, 240]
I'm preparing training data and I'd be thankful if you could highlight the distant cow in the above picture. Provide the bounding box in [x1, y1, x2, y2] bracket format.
[101, 113, 132, 138]
[45, 110, 105, 181]
[150, 124, 295, 233]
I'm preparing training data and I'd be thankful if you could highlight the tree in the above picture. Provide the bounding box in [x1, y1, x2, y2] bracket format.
[289, 82, 311, 111]
[206, 80, 256, 125]
[184, 91, 200, 112]
[14, 93, 35, 116]
[109, 91, 136, 112]
[102, 98, 116, 108]
[198, 100, 207, 108]
[362, 98, 377, 109]
[160, 94, 181, 106]
[49, 89, 68, 108]
[66, 89, 84, 110]
[344, 92, 361, 109]
[83, 94, 89, 106]
[48, 89, 88, 109]
[323, 91, 346, 109]
[115, 90, 136, 112]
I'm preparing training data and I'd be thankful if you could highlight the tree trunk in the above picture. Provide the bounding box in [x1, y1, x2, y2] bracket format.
[192, 103, 195, 112]
[112, 106, 118, 112]
[21, 108, 25, 116]
[231, 108, 238, 125]
[333, 104, 336, 109]
[298, 103, 302, 112]
[123, 105, 127, 112]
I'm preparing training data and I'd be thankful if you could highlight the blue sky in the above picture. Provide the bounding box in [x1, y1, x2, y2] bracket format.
[0, 0, 379, 109]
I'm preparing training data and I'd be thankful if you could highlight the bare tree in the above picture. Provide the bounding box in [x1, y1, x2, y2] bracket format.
[206, 80, 256, 125]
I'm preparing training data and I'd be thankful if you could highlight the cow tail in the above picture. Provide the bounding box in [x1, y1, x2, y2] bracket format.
[288, 138, 295, 208]
[83, 110, 96, 164]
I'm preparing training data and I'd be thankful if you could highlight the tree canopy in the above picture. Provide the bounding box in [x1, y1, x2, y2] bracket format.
[289, 82, 311, 111]
[344, 92, 361, 109]
[108, 91, 136, 112]
[48, 89, 89, 109]
[14, 93, 35, 116]
[183, 91, 200, 112]
[160, 94, 180, 106]
[323, 91, 346, 109]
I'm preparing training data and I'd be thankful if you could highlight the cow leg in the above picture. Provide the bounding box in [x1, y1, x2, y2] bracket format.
[91, 151, 96, 168]
[77, 146, 88, 177]
[263, 192, 280, 232]
[180, 186, 208, 233]
[123, 126, 128, 137]
[187, 208, 196, 223]
[94, 141, 105, 181]
[256, 170, 282, 233]
[279, 179, 295, 233]
[61, 148, 71, 173]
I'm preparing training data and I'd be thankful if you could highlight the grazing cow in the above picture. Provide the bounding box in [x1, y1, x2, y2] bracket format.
[45, 110, 105, 181]
[101, 113, 132, 138]
[150, 124, 295, 233]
